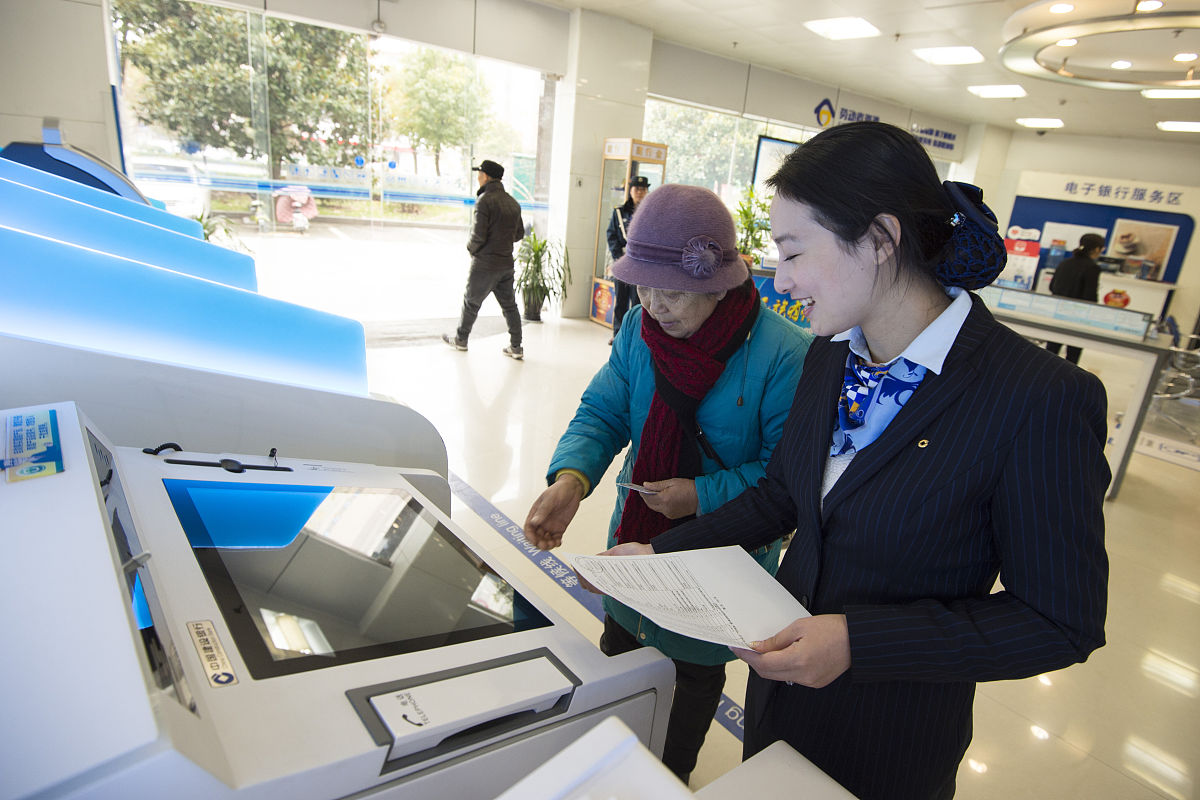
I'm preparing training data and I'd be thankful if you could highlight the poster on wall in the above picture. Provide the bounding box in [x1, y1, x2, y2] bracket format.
[1107, 219, 1179, 281]
[754, 277, 812, 330]
[1042, 222, 1109, 268]
[997, 238, 1040, 289]
[590, 278, 615, 327]
[1009, 171, 1195, 290]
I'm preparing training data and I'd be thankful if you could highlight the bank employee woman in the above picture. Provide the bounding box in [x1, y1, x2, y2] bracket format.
[607, 122, 1110, 800]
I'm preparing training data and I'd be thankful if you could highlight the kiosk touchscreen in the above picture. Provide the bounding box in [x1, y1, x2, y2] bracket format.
[160, 479, 552, 679]
[2, 402, 674, 800]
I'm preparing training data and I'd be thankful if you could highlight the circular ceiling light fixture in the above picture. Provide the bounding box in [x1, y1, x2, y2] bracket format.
[1000, 0, 1200, 91]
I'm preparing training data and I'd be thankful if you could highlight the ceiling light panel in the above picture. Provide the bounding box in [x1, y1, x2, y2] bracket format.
[1142, 88, 1200, 98]
[803, 17, 881, 40]
[1017, 117, 1065, 128]
[913, 46, 985, 65]
[968, 84, 1027, 97]
[1157, 120, 1200, 131]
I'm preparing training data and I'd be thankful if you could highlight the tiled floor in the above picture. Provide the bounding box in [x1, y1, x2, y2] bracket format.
[255, 232, 1200, 798]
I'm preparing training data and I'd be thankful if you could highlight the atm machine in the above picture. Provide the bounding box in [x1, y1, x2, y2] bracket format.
[2, 401, 674, 800]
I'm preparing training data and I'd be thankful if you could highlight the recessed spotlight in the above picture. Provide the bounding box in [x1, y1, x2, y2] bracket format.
[968, 84, 1027, 98]
[1111, 60, 1133, 70]
[1056, 38, 1078, 47]
[1143, 88, 1200, 99]
[1017, 117, 1064, 128]
[1049, 3, 1074, 13]
[913, 46, 985, 65]
[1136, 0, 1164, 10]
[1174, 53, 1199, 63]
[1031, 725, 1050, 740]
[1157, 120, 1200, 132]
[803, 17, 881, 40]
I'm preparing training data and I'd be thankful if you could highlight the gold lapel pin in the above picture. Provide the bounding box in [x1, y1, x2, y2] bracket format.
[918, 439, 930, 448]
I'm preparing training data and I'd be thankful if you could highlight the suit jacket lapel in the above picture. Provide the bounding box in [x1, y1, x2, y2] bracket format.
[791, 338, 846, 538]
[820, 295, 994, 522]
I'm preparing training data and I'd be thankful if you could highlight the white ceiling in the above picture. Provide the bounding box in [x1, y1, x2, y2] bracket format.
[538, 0, 1200, 144]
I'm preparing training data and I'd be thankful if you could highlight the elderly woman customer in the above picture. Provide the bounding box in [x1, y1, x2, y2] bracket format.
[523, 183, 812, 783]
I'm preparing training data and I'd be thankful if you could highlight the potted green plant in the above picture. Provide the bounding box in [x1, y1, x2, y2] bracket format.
[515, 228, 572, 321]
[735, 186, 771, 269]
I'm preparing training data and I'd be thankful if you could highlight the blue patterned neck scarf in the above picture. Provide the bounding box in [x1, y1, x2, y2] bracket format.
[831, 355, 927, 456]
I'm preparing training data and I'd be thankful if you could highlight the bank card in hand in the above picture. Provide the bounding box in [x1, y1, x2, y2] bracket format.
[616, 481, 658, 495]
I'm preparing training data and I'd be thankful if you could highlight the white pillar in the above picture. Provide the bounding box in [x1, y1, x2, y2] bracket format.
[951, 123, 1014, 228]
[547, 10, 652, 319]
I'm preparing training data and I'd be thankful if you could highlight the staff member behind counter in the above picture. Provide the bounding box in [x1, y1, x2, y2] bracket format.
[1046, 232, 1105, 365]
[603, 122, 1110, 800]
[523, 183, 812, 785]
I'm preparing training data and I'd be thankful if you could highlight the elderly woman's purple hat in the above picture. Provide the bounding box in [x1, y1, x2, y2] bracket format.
[611, 184, 748, 293]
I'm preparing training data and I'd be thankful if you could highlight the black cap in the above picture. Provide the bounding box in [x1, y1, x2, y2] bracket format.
[629, 175, 650, 189]
[472, 159, 504, 179]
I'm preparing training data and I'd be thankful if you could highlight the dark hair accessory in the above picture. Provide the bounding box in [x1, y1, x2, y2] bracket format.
[939, 180, 1007, 289]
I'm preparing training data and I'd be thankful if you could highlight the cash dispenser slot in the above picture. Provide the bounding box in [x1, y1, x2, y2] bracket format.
[348, 651, 578, 773]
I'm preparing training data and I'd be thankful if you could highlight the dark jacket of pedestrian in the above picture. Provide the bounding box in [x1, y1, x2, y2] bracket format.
[467, 179, 525, 270]
[1049, 239, 1102, 303]
[606, 199, 635, 260]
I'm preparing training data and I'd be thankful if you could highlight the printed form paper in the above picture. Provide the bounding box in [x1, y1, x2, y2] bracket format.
[563, 546, 810, 650]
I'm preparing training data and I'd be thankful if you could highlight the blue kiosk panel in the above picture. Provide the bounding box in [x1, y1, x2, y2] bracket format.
[1, 175, 256, 292]
[0, 155, 203, 239]
[0, 225, 367, 395]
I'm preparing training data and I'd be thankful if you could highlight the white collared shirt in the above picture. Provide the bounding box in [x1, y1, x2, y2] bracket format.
[831, 286, 971, 376]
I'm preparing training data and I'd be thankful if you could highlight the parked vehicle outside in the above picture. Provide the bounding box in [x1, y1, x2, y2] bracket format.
[127, 156, 211, 220]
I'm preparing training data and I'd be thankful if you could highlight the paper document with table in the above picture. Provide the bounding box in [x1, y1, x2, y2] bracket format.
[563, 546, 810, 650]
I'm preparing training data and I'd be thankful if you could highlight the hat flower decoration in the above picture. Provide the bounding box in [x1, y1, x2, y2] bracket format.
[682, 236, 723, 278]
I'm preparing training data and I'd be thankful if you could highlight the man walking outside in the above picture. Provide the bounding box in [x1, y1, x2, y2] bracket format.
[443, 159, 527, 359]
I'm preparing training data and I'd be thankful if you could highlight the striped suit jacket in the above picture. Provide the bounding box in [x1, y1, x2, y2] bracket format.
[652, 294, 1110, 799]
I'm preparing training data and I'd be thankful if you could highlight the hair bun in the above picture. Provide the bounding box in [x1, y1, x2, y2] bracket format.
[938, 181, 1006, 289]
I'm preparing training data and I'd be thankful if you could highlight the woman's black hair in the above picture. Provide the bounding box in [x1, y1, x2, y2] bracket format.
[1076, 233, 1105, 256]
[766, 121, 954, 285]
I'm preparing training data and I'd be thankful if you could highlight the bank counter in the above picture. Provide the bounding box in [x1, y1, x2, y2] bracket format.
[974, 286, 1180, 499]
[1, 400, 674, 800]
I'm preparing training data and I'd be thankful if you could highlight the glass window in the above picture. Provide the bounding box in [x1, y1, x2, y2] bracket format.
[110, 0, 555, 322]
[643, 98, 813, 207]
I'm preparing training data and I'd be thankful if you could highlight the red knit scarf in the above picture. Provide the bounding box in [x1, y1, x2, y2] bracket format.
[616, 281, 760, 545]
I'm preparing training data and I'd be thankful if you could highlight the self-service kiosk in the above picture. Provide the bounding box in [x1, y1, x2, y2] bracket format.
[1, 401, 674, 800]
